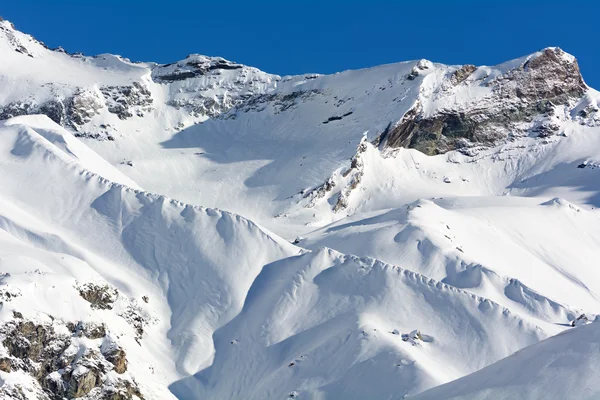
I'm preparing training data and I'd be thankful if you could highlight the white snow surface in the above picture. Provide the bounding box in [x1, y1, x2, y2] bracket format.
[0, 19, 599, 400]
[411, 321, 600, 400]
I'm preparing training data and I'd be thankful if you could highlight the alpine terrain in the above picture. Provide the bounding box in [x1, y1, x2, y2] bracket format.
[0, 17, 599, 400]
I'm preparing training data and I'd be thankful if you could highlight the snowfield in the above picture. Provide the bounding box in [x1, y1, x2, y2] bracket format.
[0, 18, 599, 400]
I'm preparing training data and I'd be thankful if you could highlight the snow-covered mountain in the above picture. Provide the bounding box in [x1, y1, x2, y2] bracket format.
[0, 18, 599, 400]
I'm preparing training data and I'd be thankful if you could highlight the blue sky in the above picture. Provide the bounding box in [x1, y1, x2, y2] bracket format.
[3, 1, 599, 88]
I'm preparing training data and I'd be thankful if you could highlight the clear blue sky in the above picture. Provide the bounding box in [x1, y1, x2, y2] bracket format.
[3, 1, 599, 88]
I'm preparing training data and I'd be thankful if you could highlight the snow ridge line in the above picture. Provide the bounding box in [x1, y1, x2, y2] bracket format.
[5, 118, 294, 250]
[319, 247, 545, 329]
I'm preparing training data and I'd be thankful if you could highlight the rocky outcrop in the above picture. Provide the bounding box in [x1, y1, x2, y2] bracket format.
[77, 282, 151, 342]
[450, 64, 477, 85]
[77, 283, 118, 310]
[301, 138, 368, 213]
[382, 48, 588, 155]
[0, 318, 142, 400]
[152, 55, 244, 82]
[100, 82, 153, 120]
[0, 22, 33, 57]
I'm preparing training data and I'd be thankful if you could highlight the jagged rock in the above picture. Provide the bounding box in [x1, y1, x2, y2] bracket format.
[3, 321, 51, 361]
[0, 316, 141, 400]
[571, 314, 589, 327]
[77, 283, 118, 310]
[0, 357, 11, 372]
[407, 59, 432, 80]
[103, 380, 145, 400]
[0, 101, 34, 120]
[118, 304, 146, 341]
[0, 385, 27, 400]
[104, 348, 127, 374]
[100, 82, 153, 120]
[67, 365, 102, 398]
[451, 64, 477, 85]
[231, 89, 323, 116]
[74, 321, 107, 339]
[68, 89, 104, 128]
[153, 55, 244, 82]
[383, 48, 587, 155]
[39, 99, 66, 125]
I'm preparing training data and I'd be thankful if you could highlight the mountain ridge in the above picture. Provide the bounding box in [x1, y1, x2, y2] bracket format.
[0, 17, 599, 400]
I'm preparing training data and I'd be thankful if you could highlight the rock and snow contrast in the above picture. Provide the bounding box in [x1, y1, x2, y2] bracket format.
[0, 17, 599, 399]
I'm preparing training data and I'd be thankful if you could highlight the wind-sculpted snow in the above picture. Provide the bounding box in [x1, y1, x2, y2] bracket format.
[0, 116, 299, 398]
[411, 321, 600, 400]
[301, 197, 600, 331]
[171, 248, 543, 399]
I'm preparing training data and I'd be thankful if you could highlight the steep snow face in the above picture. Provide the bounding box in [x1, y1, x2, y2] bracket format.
[0, 116, 299, 398]
[291, 116, 600, 226]
[0, 116, 550, 400]
[411, 321, 600, 400]
[171, 248, 544, 400]
[301, 197, 600, 332]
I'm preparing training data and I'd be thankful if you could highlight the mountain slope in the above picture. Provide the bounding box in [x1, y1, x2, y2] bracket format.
[411, 320, 600, 400]
[0, 18, 600, 400]
[300, 196, 600, 331]
[0, 116, 548, 400]
[0, 116, 299, 398]
[171, 248, 544, 400]
[2, 19, 600, 237]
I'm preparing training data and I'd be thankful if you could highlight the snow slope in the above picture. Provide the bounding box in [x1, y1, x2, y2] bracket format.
[0, 18, 600, 400]
[0, 116, 549, 399]
[411, 320, 600, 400]
[170, 248, 544, 399]
[0, 116, 300, 398]
[301, 196, 600, 332]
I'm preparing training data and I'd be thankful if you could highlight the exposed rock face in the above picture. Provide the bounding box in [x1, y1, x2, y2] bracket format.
[382, 48, 588, 155]
[301, 138, 368, 213]
[0, 22, 34, 57]
[68, 321, 107, 339]
[104, 348, 128, 374]
[0, 318, 142, 400]
[78, 282, 119, 310]
[450, 64, 477, 85]
[100, 82, 153, 120]
[152, 55, 244, 82]
[152, 54, 279, 119]
[68, 89, 105, 128]
[0, 357, 11, 372]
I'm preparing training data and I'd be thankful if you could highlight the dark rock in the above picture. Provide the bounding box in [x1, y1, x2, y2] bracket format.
[100, 82, 153, 120]
[104, 348, 127, 374]
[451, 64, 477, 85]
[39, 100, 66, 125]
[79, 322, 107, 339]
[3, 321, 51, 361]
[0, 357, 11, 372]
[67, 365, 102, 398]
[102, 380, 145, 400]
[571, 313, 589, 327]
[322, 111, 353, 124]
[78, 283, 118, 310]
[382, 48, 588, 155]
